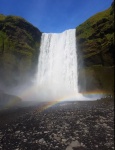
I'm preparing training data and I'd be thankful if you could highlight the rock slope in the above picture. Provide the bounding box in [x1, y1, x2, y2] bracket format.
[0, 15, 41, 87]
[76, 2, 114, 94]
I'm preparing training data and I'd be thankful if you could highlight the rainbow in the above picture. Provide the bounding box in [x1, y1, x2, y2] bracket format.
[32, 90, 107, 113]
[0, 84, 108, 110]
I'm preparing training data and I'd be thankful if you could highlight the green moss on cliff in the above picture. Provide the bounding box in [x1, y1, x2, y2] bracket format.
[0, 15, 41, 86]
[76, 3, 114, 94]
[76, 4, 114, 67]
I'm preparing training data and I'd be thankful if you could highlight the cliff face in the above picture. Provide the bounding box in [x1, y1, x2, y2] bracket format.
[0, 15, 42, 87]
[0, 3, 114, 95]
[76, 3, 114, 94]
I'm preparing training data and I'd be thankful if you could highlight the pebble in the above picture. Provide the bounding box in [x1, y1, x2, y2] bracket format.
[0, 99, 114, 150]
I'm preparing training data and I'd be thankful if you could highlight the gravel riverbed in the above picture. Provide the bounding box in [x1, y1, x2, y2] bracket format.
[0, 98, 114, 150]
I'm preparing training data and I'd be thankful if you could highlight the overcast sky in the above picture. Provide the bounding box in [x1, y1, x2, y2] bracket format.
[0, 0, 113, 33]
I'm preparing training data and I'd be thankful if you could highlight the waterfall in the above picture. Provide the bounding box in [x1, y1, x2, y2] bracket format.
[36, 29, 80, 101]
[10, 29, 100, 101]
[7, 30, 101, 101]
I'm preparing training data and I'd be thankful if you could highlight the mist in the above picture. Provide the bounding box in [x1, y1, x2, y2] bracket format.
[1, 29, 104, 104]
[3, 29, 102, 102]
[0, 29, 104, 104]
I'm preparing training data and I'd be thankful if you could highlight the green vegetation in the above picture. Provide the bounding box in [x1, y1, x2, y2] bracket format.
[0, 15, 41, 86]
[0, 3, 114, 95]
[76, 3, 114, 66]
[76, 2, 114, 94]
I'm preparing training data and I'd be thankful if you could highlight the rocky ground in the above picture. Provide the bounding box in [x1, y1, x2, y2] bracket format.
[0, 98, 114, 150]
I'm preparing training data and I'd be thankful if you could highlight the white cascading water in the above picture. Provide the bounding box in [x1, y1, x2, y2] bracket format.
[7, 30, 102, 101]
[36, 29, 83, 101]
[9, 29, 101, 101]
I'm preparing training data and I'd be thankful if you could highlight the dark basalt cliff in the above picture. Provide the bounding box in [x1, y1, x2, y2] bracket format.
[76, 2, 114, 94]
[0, 15, 42, 87]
